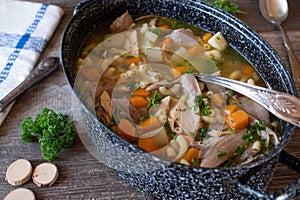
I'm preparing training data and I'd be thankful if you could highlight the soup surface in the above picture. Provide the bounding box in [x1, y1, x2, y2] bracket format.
[75, 12, 281, 168]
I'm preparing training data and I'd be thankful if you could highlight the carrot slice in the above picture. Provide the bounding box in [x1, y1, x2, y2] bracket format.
[184, 148, 201, 163]
[172, 66, 188, 78]
[138, 137, 159, 152]
[130, 96, 148, 108]
[242, 65, 255, 76]
[138, 115, 161, 134]
[203, 32, 213, 42]
[117, 119, 136, 142]
[124, 56, 141, 65]
[160, 24, 170, 29]
[174, 66, 188, 74]
[225, 104, 238, 116]
[225, 109, 249, 129]
[132, 88, 151, 97]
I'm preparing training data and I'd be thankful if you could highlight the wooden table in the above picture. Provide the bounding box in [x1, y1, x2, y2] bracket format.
[1, 0, 300, 199]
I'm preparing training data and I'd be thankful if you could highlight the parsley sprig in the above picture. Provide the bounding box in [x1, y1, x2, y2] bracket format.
[21, 108, 76, 161]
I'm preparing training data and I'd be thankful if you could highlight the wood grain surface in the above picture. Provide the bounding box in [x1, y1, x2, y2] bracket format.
[0, 0, 300, 199]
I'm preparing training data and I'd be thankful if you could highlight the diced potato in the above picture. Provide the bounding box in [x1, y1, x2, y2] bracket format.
[145, 48, 164, 63]
[145, 30, 158, 42]
[208, 32, 228, 51]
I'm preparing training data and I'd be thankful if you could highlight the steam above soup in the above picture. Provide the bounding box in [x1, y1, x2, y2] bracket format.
[76, 12, 281, 168]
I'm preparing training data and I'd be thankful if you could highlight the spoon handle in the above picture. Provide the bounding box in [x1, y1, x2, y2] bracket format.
[278, 24, 300, 84]
[195, 74, 300, 127]
[0, 57, 59, 113]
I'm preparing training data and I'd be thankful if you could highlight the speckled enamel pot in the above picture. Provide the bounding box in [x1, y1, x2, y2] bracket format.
[61, 0, 300, 199]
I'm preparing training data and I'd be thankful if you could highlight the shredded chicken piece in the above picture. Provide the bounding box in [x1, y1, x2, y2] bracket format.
[95, 78, 115, 97]
[145, 79, 180, 91]
[180, 74, 201, 96]
[110, 11, 134, 33]
[160, 96, 171, 113]
[100, 91, 112, 120]
[168, 28, 199, 47]
[169, 100, 200, 135]
[200, 128, 247, 168]
[145, 73, 201, 95]
[149, 18, 158, 27]
[265, 126, 280, 145]
[123, 30, 139, 53]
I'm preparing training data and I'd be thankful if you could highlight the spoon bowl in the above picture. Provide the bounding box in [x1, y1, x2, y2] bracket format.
[259, 0, 300, 85]
[259, 0, 288, 24]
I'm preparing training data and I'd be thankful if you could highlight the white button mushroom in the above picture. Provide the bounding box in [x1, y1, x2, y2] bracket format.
[5, 159, 32, 186]
[3, 188, 35, 200]
[32, 163, 59, 187]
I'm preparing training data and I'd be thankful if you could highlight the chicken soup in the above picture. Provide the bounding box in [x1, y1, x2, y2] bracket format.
[75, 12, 281, 168]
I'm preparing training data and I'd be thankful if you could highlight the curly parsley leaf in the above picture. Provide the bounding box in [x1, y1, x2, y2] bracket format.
[147, 90, 164, 108]
[206, 0, 247, 16]
[234, 145, 247, 156]
[242, 120, 266, 143]
[195, 126, 209, 141]
[195, 95, 211, 116]
[21, 116, 36, 143]
[21, 108, 76, 161]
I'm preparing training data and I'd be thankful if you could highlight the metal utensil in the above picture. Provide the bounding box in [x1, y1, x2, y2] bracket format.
[195, 73, 300, 127]
[259, 0, 300, 84]
[0, 57, 59, 113]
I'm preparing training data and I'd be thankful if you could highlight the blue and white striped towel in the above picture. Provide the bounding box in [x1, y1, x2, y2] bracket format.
[0, 0, 64, 125]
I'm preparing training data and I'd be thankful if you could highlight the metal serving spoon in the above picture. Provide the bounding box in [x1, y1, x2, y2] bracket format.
[0, 57, 59, 113]
[195, 73, 300, 127]
[259, 0, 300, 84]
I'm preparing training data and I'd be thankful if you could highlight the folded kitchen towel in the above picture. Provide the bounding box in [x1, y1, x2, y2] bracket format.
[0, 0, 64, 125]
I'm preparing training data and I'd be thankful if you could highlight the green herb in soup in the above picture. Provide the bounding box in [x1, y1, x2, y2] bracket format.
[76, 12, 280, 168]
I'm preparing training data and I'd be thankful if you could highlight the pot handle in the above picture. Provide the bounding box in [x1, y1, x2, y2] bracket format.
[237, 150, 300, 199]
